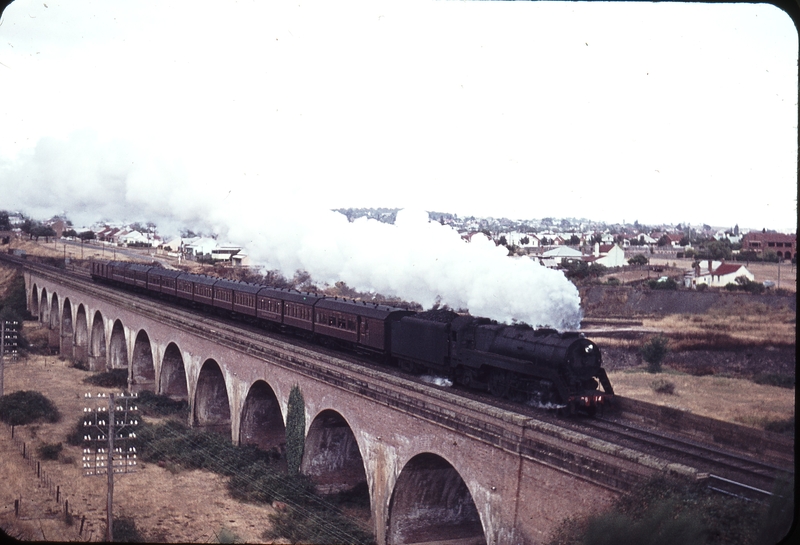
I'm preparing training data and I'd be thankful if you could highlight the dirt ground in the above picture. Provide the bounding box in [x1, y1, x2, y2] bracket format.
[0, 351, 283, 544]
[606, 370, 794, 429]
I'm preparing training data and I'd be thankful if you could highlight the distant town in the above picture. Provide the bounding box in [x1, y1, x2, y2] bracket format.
[1, 208, 796, 293]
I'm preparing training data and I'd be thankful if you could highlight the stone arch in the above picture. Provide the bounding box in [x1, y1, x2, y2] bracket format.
[74, 304, 89, 367]
[131, 330, 156, 392]
[61, 298, 74, 358]
[193, 359, 231, 435]
[239, 380, 285, 453]
[108, 319, 128, 370]
[30, 284, 39, 319]
[39, 288, 49, 325]
[160, 343, 188, 399]
[90, 311, 107, 372]
[301, 409, 368, 496]
[387, 453, 486, 545]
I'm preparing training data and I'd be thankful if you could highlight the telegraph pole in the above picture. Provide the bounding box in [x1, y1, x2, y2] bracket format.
[82, 392, 139, 542]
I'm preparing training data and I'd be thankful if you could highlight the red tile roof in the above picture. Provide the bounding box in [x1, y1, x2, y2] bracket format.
[713, 264, 746, 276]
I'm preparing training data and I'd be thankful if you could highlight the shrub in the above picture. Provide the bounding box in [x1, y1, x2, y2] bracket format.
[0, 390, 61, 426]
[651, 378, 676, 395]
[640, 335, 669, 373]
[648, 278, 678, 290]
[753, 373, 795, 389]
[764, 417, 794, 435]
[83, 369, 129, 388]
[135, 390, 189, 417]
[37, 442, 63, 460]
[110, 516, 143, 542]
[606, 277, 620, 286]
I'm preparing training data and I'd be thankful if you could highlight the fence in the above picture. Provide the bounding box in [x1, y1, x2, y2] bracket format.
[3, 422, 94, 541]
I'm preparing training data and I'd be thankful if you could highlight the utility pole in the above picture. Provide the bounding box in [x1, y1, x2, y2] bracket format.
[82, 392, 139, 542]
[1, 320, 19, 398]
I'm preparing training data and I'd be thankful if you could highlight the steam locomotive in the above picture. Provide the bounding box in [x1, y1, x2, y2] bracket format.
[91, 260, 613, 413]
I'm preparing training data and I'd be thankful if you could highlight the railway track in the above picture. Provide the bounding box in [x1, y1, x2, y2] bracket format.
[10, 255, 795, 502]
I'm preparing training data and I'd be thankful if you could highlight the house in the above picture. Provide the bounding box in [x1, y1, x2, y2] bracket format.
[588, 243, 626, 268]
[740, 232, 796, 261]
[118, 230, 150, 246]
[687, 262, 754, 289]
[539, 246, 583, 268]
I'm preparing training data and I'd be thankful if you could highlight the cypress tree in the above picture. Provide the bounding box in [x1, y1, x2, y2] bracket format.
[285, 385, 305, 475]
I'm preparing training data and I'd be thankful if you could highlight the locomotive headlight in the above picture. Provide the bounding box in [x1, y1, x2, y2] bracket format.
[585, 345, 593, 353]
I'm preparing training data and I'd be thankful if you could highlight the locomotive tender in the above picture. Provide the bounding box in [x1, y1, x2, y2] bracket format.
[91, 260, 613, 412]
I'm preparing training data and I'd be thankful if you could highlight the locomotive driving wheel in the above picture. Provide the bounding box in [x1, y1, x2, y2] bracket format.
[488, 371, 513, 398]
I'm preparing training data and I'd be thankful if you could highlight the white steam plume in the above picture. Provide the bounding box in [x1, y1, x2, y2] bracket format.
[1, 132, 583, 329]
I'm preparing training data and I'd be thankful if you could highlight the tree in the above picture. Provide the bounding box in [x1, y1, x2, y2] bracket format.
[519, 236, 530, 246]
[30, 225, 56, 241]
[628, 254, 649, 266]
[285, 385, 305, 475]
[569, 234, 581, 245]
[78, 230, 96, 241]
[641, 335, 669, 373]
[657, 235, 671, 247]
[0, 211, 10, 230]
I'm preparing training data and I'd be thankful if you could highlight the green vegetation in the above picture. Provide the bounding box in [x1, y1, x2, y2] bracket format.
[562, 261, 607, 280]
[0, 274, 32, 322]
[764, 416, 794, 435]
[628, 254, 649, 266]
[547, 475, 786, 545]
[134, 390, 189, 417]
[753, 373, 795, 389]
[83, 368, 129, 388]
[37, 441, 63, 460]
[648, 277, 679, 290]
[0, 390, 61, 426]
[110, 516, 144, 543]
[640, 335, 669, 373]
[650, 378, 676, 395]
[285, 385, 305, 475]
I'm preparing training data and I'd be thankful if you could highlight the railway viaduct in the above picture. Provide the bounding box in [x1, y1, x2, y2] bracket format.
[19, 263, 694, 545]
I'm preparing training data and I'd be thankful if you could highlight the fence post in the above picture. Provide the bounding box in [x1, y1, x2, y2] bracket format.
[79, 514, 85, 536]
[22, 442, 25, 458]
[14, 499, 18, 517]
[37, 461, 40, 478]
[57, 486, 60, 503]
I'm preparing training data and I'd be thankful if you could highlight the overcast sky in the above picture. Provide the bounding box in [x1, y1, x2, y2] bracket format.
[0, 1, 797, 232]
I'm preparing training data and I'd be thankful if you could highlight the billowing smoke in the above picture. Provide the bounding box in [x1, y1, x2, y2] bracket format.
[1, 132, 583, 329]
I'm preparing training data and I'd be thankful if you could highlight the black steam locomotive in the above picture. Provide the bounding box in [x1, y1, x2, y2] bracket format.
[91, 260, 613, 412]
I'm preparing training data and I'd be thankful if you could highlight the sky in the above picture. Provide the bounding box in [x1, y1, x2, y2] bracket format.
[0, 0, 797, 327]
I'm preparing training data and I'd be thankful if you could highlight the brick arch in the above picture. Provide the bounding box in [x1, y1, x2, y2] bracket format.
[30, 283, 39, 319]
[90, 311, 107, 372]
[193, 359, 231, 435]
[239, 380, 285, 453]
[160, 342, 188, 399]
[74, 304, 89, 367]
[301, 409, 368, 496]
[386, 452, 486, 545]
[108, 319, 128, 370]
[39, 288, 49, 325]
[61, 298, 74, 357]
[131, 329, 155, 392]
[49, 292, 59, 330]
[47, 292, 61, 352]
